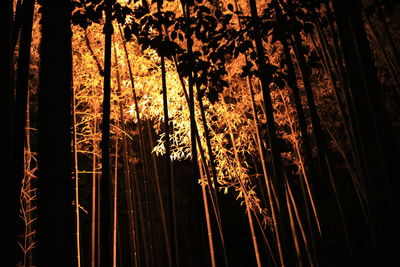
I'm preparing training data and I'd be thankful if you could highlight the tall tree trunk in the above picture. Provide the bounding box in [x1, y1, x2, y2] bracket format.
[13, 0, 35, 205]
[184, 2, 206, 266]
[100, 0, 113, 265]
[9, 0, 35, 263]
[36, 0, 76, 266]
[0, 0, 16, 265]
[154, 5, 175, 264]
[153, 1, 175, 262]
[14, 0, 35, 262]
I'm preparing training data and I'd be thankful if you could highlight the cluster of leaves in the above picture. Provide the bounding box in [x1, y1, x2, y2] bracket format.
[68, 0, 386, 233]
[69, 0, 277, 221]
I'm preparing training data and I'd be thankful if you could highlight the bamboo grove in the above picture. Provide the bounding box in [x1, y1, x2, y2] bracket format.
[1, 0, 400, 266]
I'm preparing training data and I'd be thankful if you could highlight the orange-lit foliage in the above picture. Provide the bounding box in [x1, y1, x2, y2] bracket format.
[70, 0, 273, 224]
[13, 0, 400, 266]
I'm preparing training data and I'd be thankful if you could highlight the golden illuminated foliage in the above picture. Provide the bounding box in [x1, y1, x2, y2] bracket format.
[11, 0, 399, 266]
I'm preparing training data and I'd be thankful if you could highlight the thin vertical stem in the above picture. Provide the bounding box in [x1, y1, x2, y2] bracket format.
[121, 123, 139, 267]
[285, 187, 301, 266]
[286, 180, 313, 266]
[72, 77, 81, 267]
[91, 112, 97, 267]
[112, 42, 120, 267]
[199, 160, 216, 267]
[131, 158, 149, 267]
[112, 130, 119, 267]
[97, 157, 101, 267]
[161, 51, 175, 267]
[146, 120, 173, 267]
[247, 202, 262, 267]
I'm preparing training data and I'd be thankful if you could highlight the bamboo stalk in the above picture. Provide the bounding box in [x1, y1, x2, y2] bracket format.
[97, 154, 101, 267]
[130, 154, 149, 267]
[112, 43, 121, 267]
[153, 2, 175, 263]
[122, 125, 139, 267]
[72, 72, 82, 267]
[112, 127, 119, 267]
[251, 208, 278, 267]
[286, 180, 313, 266]
[146, 119, 174, 267]
[185, 0, 200, 201]
[247, 201, 262, 267]
[0, 0, 14, 264]
[285, 186, 301, 266]
[114, 41, 139, 267]
[91, 111, 97, 267]
[100, 0, 113, 265]
[160, 52, 174, 267]
[199, 160, 216, 267]
[183, 2, 204, 265]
